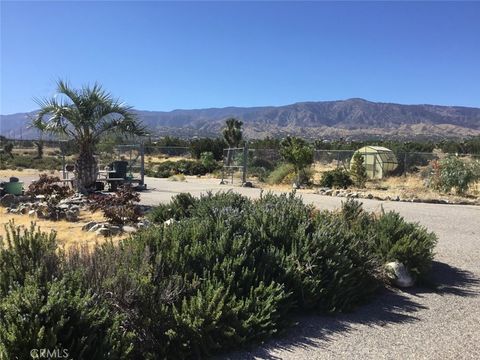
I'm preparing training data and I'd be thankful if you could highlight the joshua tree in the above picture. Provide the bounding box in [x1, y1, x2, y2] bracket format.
[280, 136, 314, 185]
[32, 80, 145, 193]
[222, 118, 243, 148]
[222, 118, 243, 166]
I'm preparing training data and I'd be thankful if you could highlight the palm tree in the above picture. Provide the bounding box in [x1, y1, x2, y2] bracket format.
[32, 80, 145, 193]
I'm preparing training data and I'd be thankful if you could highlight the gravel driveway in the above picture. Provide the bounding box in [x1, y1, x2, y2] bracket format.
[141, 177, 480, 359]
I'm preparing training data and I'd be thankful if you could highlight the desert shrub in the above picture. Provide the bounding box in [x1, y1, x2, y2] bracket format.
[267, 163, 296, 184]
[369, 211, 437, 279]
[0, 224, 134, 359]
[148, 192, 197, 223]
[147, 160, 211, 178]
[427, 155, 480, 195]
[0, 155, 62, 171]
[350, 152, 368, 187]
[200, 151, 218, 172]
[88, 185, 141, 225]
[0, 275, 133, 360]
[0, 194, 437, 359]
[26, 174, 73, 200]
[319, 168, 353, 188]
[0, 222, 59, 297]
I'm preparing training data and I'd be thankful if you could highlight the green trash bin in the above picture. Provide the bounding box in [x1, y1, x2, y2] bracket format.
[3, 181, 24, 195]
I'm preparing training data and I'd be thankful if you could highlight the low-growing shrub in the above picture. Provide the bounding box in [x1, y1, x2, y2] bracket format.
[319, 168, 353, 188]
[26, 174, 74, 200]
[88, 185, 141, 225]
[426, 156, 480, 195]
[200, 151, 218, 172]
[267, 163, 296, 184]
[0, 155, 62, 171]
[0, 194, 437, 359]
[147, 159, 214, 178]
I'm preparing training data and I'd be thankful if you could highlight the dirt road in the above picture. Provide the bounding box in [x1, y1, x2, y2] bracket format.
[141, 177, 480, 360]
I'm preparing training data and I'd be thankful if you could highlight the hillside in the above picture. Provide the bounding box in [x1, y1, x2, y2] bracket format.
[1, 98, 480, 140]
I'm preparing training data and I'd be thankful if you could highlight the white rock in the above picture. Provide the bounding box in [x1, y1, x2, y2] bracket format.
[122, 225, 137, 233]
[82, 221, 97, 231]
[164, 218, 176, 226]
[385, 261, 415, 288]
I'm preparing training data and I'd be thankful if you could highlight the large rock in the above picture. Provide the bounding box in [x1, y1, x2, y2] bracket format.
[82, 221, 98, 231]
[385, 261, 415, 288]
[122, 225, 137, 233]
[96, 227, 111, 237]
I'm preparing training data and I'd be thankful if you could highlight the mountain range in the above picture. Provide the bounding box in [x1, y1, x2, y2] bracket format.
[1, 98, 480, 140]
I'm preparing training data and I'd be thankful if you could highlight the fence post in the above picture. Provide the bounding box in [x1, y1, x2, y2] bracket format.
[140, 142, 145, 186]
[242, 143, 248, 184]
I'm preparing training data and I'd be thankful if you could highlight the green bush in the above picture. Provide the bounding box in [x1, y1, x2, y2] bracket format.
[267, 163, 296, 184]
[0, 195, 437, 359]
[369, 211, 437, 279]
[146, 159, 215, 178]
[350, 152, 368, 187]
[0, 275, 133, 360]
[0, 223, 133, 359]
[429, 156, 480, 195]
[200, 151, 218, 172]
[0, 155, 62, 171]
[319, 168, 353, 188]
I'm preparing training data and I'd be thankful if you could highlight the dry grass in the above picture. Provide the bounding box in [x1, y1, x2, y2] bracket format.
[0, 210, 127, 249]
[145, 155, 189, 163]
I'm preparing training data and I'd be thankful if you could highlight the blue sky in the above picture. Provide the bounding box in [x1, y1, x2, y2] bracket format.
[1, 1, 479, 114]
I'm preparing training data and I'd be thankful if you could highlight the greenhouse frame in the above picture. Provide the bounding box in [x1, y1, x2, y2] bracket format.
[351, 146, 398, 179]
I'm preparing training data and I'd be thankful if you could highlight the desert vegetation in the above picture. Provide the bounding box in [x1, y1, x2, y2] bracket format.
[0, 191, 437, 359]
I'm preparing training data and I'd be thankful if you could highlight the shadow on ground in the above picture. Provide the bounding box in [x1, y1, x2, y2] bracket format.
[223, 261, 479, 360]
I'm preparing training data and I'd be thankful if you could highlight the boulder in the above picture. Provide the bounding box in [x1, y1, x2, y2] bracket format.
[82, 221, 97, 231]
[65, 210, 78, 222]
[122, 225, 137, 233]
[242, 181, 253, 188]
[109, 225, 122, 235]
[89, 223, 105, 232]
[385, 261, 414, 288]
[96, 227, 111, 237]
[28, 209, 36, 217]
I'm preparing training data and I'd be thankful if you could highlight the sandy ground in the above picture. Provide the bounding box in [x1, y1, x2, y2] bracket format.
[140, 177, 480, 360]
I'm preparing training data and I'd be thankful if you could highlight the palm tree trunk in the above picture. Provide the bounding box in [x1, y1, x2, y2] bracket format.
[75, 150, 98, 193]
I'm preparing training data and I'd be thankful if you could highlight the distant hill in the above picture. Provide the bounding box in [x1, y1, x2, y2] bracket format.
[2, 98, 480, 140]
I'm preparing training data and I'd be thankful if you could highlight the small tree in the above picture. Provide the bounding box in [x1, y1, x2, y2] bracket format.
[222, 118, 243, 166]
[3, 143, 14, 159]
[222, 118, 243, 148]
[350, 152, 368, 188]
[279, 136, 314, 185]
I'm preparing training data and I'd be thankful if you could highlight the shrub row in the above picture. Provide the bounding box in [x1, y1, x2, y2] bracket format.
[0, 193, 437, 359]
[146, 159, 219, 178]
[0, 155, 62, 171]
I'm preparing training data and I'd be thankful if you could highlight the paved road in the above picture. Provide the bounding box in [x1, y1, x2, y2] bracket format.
[142, 177, 480, 360]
